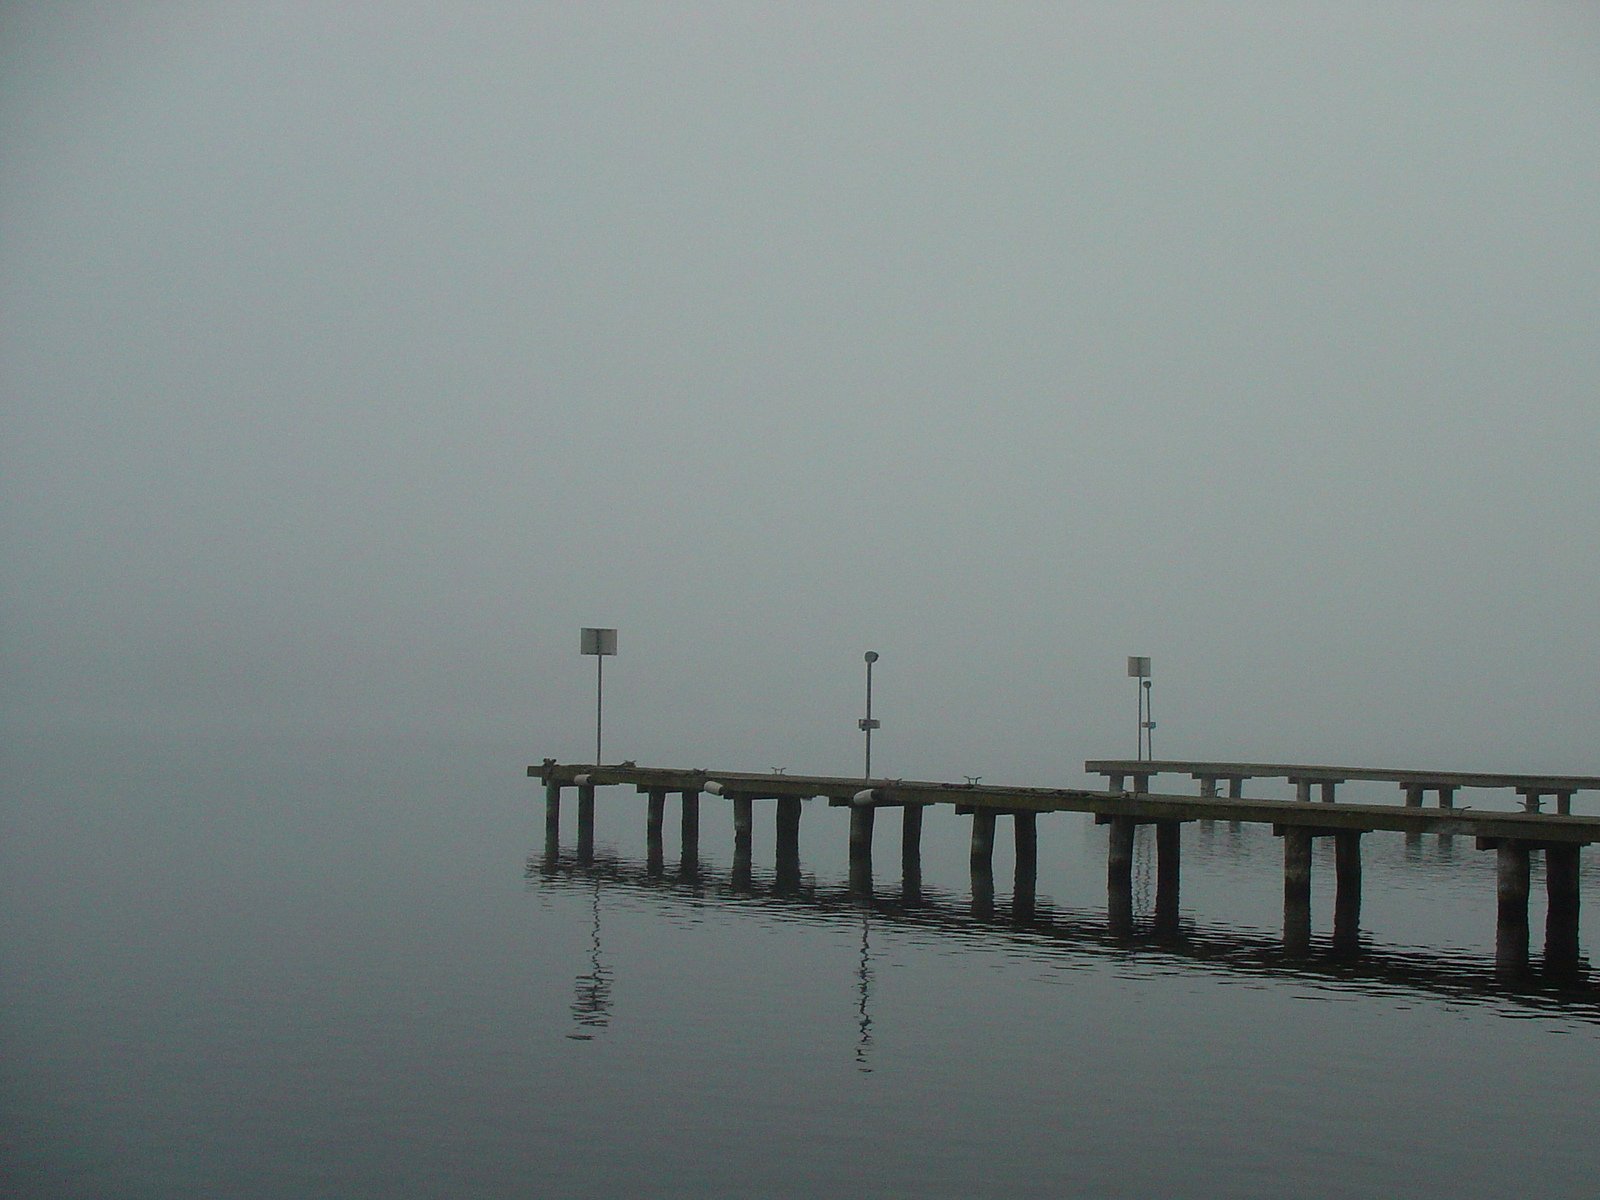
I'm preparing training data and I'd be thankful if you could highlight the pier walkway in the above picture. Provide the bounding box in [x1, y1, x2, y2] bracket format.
[529, 759, 1599, 973]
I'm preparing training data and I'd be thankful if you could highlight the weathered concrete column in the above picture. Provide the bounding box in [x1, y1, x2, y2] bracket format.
[970, 808, 997, 872]
[576, 783, 596, 863]
[679, 789, 700, 875]
[1228, 777, 1244, 799]
[1155, 819, 1181, 934]
[901, 805, 924, 897]
[1132, 773, 1150, 794]
[732, 795, 754, 888]
[1294, 779, 1312, 803]
[850, 804, 876, 863]
[1495, 842, 1531, 977]
[1014, 811, 1038, 912]
[1283, 827, 1313, 955]
[646, 789, 666, 874]
[1320, 781, 1338, 803]
[774, 797, 801, 892]
[1107, 816, 1136, 938]
[1545, 844, 1582, 971]
[1333, 830, 1362, 953]
[1519, 789, 1542, 813]
[1106, 772, 1125, 792]
[544, 780, 562, 852]
[1556, 792, 1573, 816]
[733, 796, 754, 855]
[1198, 776, 1219, 798]
[1403, 785, 1424, 808]
[1437, 786, 1455, 810]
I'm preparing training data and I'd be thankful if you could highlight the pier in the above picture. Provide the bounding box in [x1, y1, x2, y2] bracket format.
[529, 759, 1600, 975]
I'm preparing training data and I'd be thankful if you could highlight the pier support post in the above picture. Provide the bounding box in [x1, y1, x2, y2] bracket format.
[849, 804, 876, 887]
[970, 808, 997, 872]
[1228, 778, 1244, 799]
[1557, 792, 1573, 816]
[1198, 776, 1218, 798]
[1154, 819, 1181, 920]
[544, 780, 562, 855]
[1333, 831, 1362, 952]
[1155, 820, 1181, 935]
[732, 796, 754, 888]
[680, 789, 700, 875]
[1014, 811, 1038, 918]
[775, 797, 802, 892]
[1320, 781, 1338, 803]
[1107, 817, 1136, 938]
[1545, 844, 1582, 972]
[1437, 786, 1455, 810]
[1295, 779, 1311, 803]
[576, 783, 595, 863]
[1495, 842, 1531, 977]
[901, 805, 924, 898]
[646, 789, 666, 874]
[1283, 827, 1313, 955]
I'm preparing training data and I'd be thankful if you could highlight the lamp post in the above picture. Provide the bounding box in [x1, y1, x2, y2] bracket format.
[581, 627, 618, 764]
[1127, 656, 1153, 761]
[859, 651, 881, 779]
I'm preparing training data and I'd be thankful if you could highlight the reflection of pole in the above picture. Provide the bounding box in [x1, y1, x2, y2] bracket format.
[856, 913, 874, 1072]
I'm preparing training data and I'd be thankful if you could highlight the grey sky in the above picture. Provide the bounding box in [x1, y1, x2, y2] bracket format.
[3, 3, 1597, 781]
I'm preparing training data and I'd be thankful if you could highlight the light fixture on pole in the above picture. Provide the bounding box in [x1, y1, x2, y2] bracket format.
[1127, 656, 1153, 761]
[581, 627, 618, 764]
[859, 651, 881, 779]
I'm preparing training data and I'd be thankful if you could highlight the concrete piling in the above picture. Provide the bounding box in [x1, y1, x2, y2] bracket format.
[576, 783, 596, 863]
[970, 808, 997, 872]
[1155, 820, 1181, 934]
[1333, 831, 1362, 952]
[1495, 842, 1531, 977]
[1283, 827, 1313, 954]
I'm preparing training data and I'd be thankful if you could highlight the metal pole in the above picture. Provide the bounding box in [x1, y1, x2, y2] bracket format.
[595, 652, 603, 764]
[864, 656, 873, 779]
[1136, 678, 1144, 761]
[1144, 679, 1154, 761]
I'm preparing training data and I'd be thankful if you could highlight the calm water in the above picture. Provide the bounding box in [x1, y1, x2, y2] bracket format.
[3, 731, 1597, 1199]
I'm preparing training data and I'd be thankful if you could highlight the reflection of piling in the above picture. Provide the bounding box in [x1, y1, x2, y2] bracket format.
[971, 862, 995, 918]
[577, 783, 596, 863]
[901, 806, 923, 899]
[1154, 820, 1180, 935]
[775, 797, 802, 892]
[1283, 827, 1312, 955]
[1107, 816, 1135, 938]
[1333, 831, 1363, 952]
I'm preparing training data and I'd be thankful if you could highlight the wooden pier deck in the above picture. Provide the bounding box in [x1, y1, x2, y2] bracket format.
[529, 758, 1599, 973]
[1085, 758, 1600, 813]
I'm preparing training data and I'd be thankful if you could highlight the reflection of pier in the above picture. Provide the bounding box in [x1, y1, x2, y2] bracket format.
[533, 760, 1598, 978]
[528, 845, 1600, 1022]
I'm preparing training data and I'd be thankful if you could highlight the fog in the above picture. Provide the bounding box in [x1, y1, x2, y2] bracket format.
[4, 3, 1597, 783]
